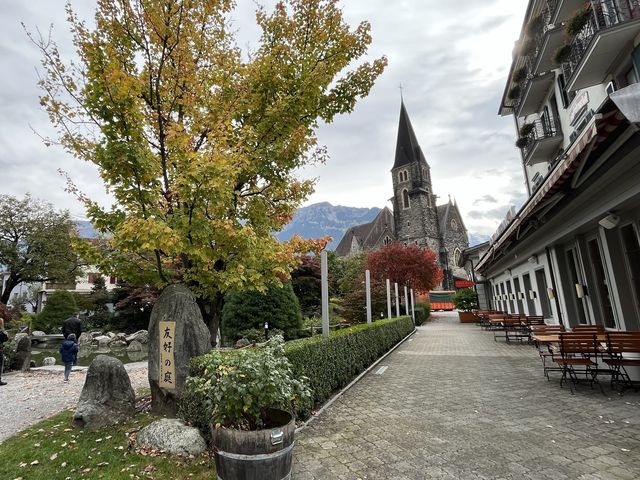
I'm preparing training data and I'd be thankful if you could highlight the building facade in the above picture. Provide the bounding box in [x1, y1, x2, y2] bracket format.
[336, 101, 470, 283]
[476, 0, 640, 333]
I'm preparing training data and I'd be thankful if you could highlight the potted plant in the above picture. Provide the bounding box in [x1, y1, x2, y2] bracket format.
[553, 44, 572, 65]
[519, 123, 535, 137]
[566, 7, 592, 37]
[453, 288, 479, 323]
[184, 336, 310, 480]
[512, 66, 527, 84]
[508, 84, 522, 101]
[515, 137, 530, 149]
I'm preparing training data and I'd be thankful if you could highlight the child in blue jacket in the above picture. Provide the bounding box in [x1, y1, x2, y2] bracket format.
[59, 333, 79, 382]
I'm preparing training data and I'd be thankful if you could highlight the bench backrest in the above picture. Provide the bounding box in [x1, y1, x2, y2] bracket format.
[559, 332, 598, 356]
[572, 324, 605, 333]
[531, 324, 565, 334]
[607, 332, 640, 354]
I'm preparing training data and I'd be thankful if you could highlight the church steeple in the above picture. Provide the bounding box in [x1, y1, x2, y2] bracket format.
[393, 101, 428, 170]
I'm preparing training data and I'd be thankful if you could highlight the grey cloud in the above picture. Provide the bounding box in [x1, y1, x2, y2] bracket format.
[473, 195, 499, 206]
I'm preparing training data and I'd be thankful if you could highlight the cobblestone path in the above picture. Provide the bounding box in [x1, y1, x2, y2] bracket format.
[292, 312, 640, 479]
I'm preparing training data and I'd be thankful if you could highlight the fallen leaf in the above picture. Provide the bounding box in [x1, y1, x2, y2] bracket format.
[30, 460, 39, 466]
[50, 453, 58, 461]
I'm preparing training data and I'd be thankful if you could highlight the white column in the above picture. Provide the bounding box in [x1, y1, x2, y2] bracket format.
[394, 282, 400, 317]
[321, 251, 329, 337]
[365, 269, 372, 324]
[404, 285, 409, 316]
[386, 279, 392, 319]
[410, 288, 415, 322]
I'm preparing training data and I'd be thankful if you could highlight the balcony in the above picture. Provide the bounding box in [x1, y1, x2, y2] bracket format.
[519, 117, 563, 165]
[552, 0, 587, 24]
[562, 1, 640, 91]
[516, 69, 556, 117]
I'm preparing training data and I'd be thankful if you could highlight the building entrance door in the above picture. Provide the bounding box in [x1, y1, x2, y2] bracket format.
[586, 236, 617, 328]
[565, 246, 590, 326]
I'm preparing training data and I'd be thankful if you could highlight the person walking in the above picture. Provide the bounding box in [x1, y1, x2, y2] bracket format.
[62, 314, 82, 340]
[59, 333, 79, 382]
[0, 318, 8, 386]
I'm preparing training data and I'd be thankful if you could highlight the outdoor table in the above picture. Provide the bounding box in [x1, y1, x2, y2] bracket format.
[532, 333, 607, 344]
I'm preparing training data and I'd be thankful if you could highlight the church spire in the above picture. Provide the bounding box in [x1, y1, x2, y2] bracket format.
[393, 100, 426, 170]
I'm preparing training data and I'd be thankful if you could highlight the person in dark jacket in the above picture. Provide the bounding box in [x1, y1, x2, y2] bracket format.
[62, 314, 82, 340]
[0, 318, 8, 386]
[59, 333, 79, 382]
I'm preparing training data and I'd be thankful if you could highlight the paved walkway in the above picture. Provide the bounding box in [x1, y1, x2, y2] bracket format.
[293, 312, 640, 479]
[0, 362, 149, 442]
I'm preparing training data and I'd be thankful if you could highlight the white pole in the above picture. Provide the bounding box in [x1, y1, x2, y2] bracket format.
[321, 251, 329, 337]
[410, 288, 416, 323]
[404, 285, 409, 316]
[365, 269, 372, 324]
[394, 283, 400, 317]
[386, 279, 392, 319]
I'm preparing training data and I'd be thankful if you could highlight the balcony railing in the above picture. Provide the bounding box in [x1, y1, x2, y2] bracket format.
[520, 116, 561, 162]
[562, 0, 640, 86]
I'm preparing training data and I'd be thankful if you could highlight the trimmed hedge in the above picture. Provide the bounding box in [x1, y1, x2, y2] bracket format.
[284, 316, 415, 408]
[179, 316, 414, 436]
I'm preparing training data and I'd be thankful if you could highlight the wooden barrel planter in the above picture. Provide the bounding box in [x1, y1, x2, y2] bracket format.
[211, 409, 296, 480]
[458, 311, 477, 323]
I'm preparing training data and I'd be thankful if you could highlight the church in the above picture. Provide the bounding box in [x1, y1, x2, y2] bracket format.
[335, 100, 470, 284]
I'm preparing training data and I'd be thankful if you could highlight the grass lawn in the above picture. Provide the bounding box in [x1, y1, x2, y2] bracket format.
[0, 406, 216, 480]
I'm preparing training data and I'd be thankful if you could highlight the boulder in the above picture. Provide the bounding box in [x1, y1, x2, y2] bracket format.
[127, 340, 143, 352]
[94, 335, 111, 347]
[125, 330, 149, 345]
[90, 331, 102, 338]
[235, 338, 251, 349]
[73, 355, 135, 430]
[43, 357, 56, 366]
[106, 332, 116, 339]
[11, 333, 31, 371]
[148, 284, 211, 417]
[31, 331, 46, 336]
[78, 333, 94, 347]
[136, 418, 206, 457]
[109, 340, 128, 348]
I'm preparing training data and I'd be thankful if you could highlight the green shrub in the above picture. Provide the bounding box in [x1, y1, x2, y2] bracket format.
[237, 327, 284, 344]
[284, 316, 414, 410]
[453, 288, 479, 312]
[221, 282, 302, 343]
[414, 302, 431, 325]
[33, 290, 77, 333]
[182, 336, 311, 432]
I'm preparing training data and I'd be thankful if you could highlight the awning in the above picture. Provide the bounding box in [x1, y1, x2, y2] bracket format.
[454, 279, 474, 289]
[476, 107, 628, 272]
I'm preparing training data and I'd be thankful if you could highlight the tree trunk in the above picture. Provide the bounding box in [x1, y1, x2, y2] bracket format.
[0, 273, 19, 305]
[197, 291, 224, 347]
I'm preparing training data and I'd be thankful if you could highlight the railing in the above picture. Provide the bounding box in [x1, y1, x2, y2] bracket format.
[562, 0, 640, 83]
[521, 116, 561, 160]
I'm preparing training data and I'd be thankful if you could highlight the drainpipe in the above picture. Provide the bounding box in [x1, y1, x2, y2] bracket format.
[545, 246, 564, 326]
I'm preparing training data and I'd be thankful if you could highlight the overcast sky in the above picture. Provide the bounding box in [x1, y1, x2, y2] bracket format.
[0, 0, 528, 237]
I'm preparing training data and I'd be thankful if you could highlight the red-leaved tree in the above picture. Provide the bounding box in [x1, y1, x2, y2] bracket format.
[367, 243, 443, 294]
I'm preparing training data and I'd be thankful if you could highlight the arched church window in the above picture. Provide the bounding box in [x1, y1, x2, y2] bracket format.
[451, 218, 458, 231]
[402, 189, 410, 209]
[454, 248, 462, 266]
[383, 236, 391, 246]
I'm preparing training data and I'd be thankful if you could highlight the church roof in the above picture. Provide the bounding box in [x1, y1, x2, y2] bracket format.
[437, 198, 468, 238]
[335, 207, 394, 256]
[393, 101, 427, 169]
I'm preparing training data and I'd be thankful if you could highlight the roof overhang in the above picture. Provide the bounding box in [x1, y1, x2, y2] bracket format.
[552, 0, 585, 24]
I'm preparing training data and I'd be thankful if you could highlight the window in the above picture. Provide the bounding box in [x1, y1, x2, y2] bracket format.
[87, 273, 98, 284]
[557, 74, 574, 109]
[383, 236, 391, 246]
[621, 223, 640, 320]
[451, 219, 458, 231]
[398, 170, 409, 182]
[453, 248, 461, 266]
[402, 189, 410, 209]
[109, 276, 117, 285]
[535, 269, 552, 318]
[523, 273, 536, 315]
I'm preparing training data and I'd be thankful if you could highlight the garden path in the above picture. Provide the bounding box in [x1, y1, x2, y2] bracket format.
[0, 362, 149, 442]
[293, 311, 640, 479]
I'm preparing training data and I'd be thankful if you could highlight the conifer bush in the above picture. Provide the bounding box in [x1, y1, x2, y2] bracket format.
[33, 290, 77, 333]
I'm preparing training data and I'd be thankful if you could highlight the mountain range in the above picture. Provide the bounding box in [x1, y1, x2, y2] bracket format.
[76, 202, 489, 250]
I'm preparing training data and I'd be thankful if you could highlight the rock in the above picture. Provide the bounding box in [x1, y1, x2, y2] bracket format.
[125, 330, 149, 345]
[148, 284, 211, 417]
[29, 360, 36, 368]
[43, 357, 56, 366]
[115, 333, 127, 341]
[94, 335, 111, 347]
[127, 340, 143, 352]
[73, 355, 135, 430]
[109, 340, 128, 348]
[106, 332, 116, 339]
[78, 333, 94, 347]
[31, 331, 46, 336]
[90, 331, 102, 338]
[137, 418, 206, 456]
[235, 338, 251, 349]
[11, 333, 31, 371]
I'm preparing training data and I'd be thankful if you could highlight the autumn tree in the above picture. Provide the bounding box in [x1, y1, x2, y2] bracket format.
[367, 242, 443, 294]
[30, 0, 386, 343]
[0, 194, 79, 305]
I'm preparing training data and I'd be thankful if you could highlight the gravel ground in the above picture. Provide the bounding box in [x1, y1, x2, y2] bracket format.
[0, 362, 149, 443]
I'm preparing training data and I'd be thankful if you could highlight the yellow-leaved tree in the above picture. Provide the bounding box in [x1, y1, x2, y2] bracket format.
[30, 0, 386, 344]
